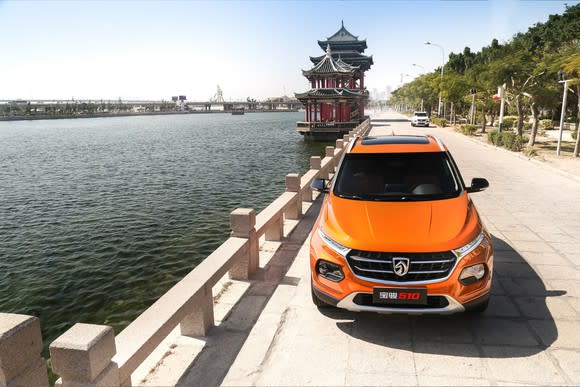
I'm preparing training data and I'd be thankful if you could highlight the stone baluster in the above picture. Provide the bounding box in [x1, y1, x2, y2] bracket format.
[229, 208, 259, 280]
[180, 283, 214, 337]
[324, 146, 334, 177]
[285, 174, 302, 220]
[50, 323, 120, 387]
[0, 313, 49, 387]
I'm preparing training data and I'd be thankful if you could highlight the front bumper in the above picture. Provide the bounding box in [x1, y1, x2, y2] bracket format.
[310, 231, 494, 314]
[337, 292, 465, 314]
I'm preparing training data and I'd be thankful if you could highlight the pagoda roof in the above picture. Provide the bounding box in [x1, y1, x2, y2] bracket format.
[317, 21, 367, 52]
[302, 46, 359, 76]
[310, 51, 373, 71]
[295, 88, 368, 100]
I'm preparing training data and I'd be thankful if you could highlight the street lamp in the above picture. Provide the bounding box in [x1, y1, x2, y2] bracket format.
[557, 71, 571, 156]
[412, 63, 425, 74]
[425, 41, 445, 117]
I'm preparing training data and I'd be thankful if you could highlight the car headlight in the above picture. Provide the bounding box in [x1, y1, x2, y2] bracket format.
[452, 231, 484, 258]
[318, 229, 350, 257]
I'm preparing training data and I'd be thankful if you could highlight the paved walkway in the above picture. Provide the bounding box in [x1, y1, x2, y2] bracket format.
[176, 110, 580, 386]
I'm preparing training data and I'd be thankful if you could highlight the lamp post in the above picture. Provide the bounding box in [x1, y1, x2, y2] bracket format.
[556, 73, 571, 156]
[412, 63, 425, 74]
[425, 42, 445, 118]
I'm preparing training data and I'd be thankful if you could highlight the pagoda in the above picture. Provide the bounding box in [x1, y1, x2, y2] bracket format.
[295, 22, 373, 141]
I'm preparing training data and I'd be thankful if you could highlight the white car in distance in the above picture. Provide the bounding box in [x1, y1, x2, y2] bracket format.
[411, 111, 430, 127]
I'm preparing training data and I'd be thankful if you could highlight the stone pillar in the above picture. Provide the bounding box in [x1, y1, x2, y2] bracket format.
[343, 134, 350, 143]
[180, 283, 214, 337]
[285, 174, 302, 220]
[323, 148, 333, 179]
[310, 156, 321, 171]
[0, 314, 49, 387]
[335, 139, 344, 149]
[229, 208, 258, 280]
[50, 324, 120, 387]
[265, 216, 283, 241]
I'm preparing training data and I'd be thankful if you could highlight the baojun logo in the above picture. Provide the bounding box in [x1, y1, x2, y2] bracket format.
[392, 257, 410, 276]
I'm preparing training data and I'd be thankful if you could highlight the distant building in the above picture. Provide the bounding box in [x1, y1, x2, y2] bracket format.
[295, 22, 373, 140]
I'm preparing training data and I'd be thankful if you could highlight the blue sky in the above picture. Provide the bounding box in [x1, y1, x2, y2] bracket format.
[0, 0, 574, 101]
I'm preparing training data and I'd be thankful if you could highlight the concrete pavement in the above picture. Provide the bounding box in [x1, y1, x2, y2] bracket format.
[178, 110, 580, 386]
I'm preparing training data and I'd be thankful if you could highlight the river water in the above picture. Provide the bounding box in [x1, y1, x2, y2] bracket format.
[0, 112, 328, 349]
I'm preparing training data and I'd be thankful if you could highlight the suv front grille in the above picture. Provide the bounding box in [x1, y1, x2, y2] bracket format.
[346, 250, 456, 282]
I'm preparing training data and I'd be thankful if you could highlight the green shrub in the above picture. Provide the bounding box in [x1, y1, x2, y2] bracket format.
[487, 130, 499, 145]
[502, 117, 516, 129]
[431, 118, 447, 127]
[523, 147, 538, 157]
[540, 119, 553, 130]
[523, 122, 532, 130]
[459, 124, 478, 136]
[487, 130, 527, 152]
[573, 131, 578, 140]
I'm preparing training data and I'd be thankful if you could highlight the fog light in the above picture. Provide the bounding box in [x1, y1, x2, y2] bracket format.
[316, 260, 344, 282]
[459, 264, 486, 285]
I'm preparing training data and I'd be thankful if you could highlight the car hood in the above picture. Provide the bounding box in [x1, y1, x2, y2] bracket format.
[321, 192, 480, 252]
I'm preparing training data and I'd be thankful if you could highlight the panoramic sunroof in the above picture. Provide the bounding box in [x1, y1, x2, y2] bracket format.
[361, 136, 430, 145]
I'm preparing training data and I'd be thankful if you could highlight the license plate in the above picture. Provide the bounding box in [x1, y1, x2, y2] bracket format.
[373, 288, 427, 305]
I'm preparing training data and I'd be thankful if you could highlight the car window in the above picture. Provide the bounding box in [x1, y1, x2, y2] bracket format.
[334, 152, 461, 201]
[414, 112, 427, 117]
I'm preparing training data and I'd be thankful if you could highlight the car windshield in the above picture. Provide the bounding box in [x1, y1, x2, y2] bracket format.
[333, 152, 461, 201]
[414, 112, 427, 117]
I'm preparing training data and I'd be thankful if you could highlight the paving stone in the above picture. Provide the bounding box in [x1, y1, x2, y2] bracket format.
[549, 348, 580, 382]
[347, 337, 414, 374]
[530, 319, 580, 348]
[412, 315, 475, 343]
[417, 375, 491, 386]
[484, 295, 521, 317]
[494, 262, 539, 279]
[531, 264, 580, 281]
[514, 296, 578, 320]
[414, 343, 487, 378]
[482, 346, 566, 385]
[345, 371, 417, 386]
[472, 318, 539, 346]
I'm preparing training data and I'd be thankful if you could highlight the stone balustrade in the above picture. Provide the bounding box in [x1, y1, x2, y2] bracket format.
[0, 119, 369, 387]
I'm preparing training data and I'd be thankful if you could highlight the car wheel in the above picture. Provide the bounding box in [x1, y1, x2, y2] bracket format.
[411, 123, 415, 127]
[311, 282, 330, 308]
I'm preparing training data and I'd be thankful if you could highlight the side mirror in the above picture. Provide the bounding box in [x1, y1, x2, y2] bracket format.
[311, 178, 329, 193]
[466, 178, 489, 193]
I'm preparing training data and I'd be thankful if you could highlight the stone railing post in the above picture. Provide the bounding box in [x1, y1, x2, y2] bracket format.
[310, 156, 321, 171]
[0, 313, 49, 387]
[335, 139, 344, 150]
[50, 323, 120, 387]
[229, 208, 258, 280]
[180, 283, 214, 337]
[285, 174, 302, 220]
[324, 146, 334, 177]
[343, 134, 350, 143]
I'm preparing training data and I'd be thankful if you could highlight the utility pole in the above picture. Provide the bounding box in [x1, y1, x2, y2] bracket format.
[425, 42, 445, 118]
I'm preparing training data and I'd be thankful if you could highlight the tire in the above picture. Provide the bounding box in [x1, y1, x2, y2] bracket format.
[411, 123, 415, 127]
[311, 282, 330, 308]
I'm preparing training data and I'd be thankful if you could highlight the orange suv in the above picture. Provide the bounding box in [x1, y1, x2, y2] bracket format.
[310, 135, 493, 314]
